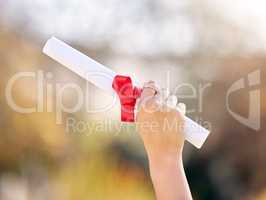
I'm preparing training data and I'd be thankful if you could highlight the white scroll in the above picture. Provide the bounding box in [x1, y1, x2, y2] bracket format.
[43, 37, 210, 149]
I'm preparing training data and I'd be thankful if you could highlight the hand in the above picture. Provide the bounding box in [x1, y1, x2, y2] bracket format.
[136, 81, 186, 160]
[136, 81, 192, 200]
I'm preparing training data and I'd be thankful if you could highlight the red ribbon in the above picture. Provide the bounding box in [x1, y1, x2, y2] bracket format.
[112, 75, 142, 122]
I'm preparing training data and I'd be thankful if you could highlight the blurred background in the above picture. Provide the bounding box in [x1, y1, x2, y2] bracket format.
[0, 0, 265, 199]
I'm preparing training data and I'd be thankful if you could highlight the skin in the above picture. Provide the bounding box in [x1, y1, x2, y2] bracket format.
[136, 81, 193, 200]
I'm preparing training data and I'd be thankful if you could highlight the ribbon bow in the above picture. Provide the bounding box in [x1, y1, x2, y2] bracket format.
[112, 75, 142, 122]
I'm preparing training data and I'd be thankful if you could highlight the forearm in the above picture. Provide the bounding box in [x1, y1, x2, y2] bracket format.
[148, 154, 193, 200]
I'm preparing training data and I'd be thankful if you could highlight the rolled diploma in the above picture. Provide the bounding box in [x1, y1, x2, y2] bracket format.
[43, 37, 117, 93]
[43, 37, 210, 149]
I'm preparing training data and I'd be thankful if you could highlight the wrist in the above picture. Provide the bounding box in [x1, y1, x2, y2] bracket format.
[146, 146, 183, 164]
[148, 152, 183, 173]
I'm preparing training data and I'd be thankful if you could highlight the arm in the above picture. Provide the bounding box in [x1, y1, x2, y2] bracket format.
[136, 81, 193, 200]
[148, 152, 192, 200]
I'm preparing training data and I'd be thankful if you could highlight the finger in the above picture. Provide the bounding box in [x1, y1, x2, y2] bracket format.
[166, 95, 178, 108]
[139, 81, 159, 110]
[156, 88, 168, 106]
[140, 81, 158, 101]
[142, 81, 159, 96]
[176, 103, 186, 116]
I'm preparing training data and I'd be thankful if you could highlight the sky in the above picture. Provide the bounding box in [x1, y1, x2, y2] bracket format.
[2, 0, 266, 57]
